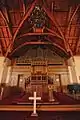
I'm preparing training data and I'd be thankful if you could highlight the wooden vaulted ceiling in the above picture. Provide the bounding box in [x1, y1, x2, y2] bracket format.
[0, 0, 80, 58]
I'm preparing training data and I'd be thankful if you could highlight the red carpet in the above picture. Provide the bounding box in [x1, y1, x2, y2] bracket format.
[0, 86, 80, 105]
[53, 91, 80, 104]
[0, 111, 80, 120]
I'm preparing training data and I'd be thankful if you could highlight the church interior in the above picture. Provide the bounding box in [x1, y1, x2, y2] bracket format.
[0, 0, 80, 119]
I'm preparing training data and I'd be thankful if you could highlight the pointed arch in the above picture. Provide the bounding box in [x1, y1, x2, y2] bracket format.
[5, 0, 37, 57]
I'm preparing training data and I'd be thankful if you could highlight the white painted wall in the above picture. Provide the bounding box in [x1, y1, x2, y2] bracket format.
[0, 57, 5, 83]
[0, 56, 11, 84]
[67, 57, 78, 84]
[6, 66, 12, 84]
[74, 56, 80, 83]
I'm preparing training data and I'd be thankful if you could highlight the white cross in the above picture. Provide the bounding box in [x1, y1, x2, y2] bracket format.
[29, 91, 41, 116]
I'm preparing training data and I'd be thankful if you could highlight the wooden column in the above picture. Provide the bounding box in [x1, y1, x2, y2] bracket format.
[17, 74, 20, 87]
[6, 66, 12, 84]
[59, 74, 63, 93]
[68, 66, 73, 83]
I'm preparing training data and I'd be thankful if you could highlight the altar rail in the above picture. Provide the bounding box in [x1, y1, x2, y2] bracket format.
[0, 105, 80, 111]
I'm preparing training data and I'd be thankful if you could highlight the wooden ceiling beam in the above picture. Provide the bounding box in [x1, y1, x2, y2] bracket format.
[0, 9, 12, 37]
[3, 9, 9, 23]
[0, 41, 3, 55]
[10, 41, 51, 55]
[16, 32, 63, 40]
[46, 27, 63, 40]
[10, 40, 67, 56]
[0, 38, 7, 51]
[65, 5, 80, 39]
[65, 5, 80, 56]
[42, 5, 65, 40]
[1, 28, 8, 47]
[0, 9, 12, 54]
[65, 5, 80, 38]
[67, 5, 80, 29]
[0, 1, 9, 23]
[75, 37, 80, 54]
[43, 4, 80, 58]
[46, 38, 68, 56]
[67, 6, 72, 23]
[0, 28, 7, 50]
[20, 0, 26, 15]
[12, 0, 37, 42]
[42, 5, 69, 52]
[5, 0, 37, 57]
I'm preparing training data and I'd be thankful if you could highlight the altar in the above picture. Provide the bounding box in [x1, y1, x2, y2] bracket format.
[24, 72, 54, 102]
